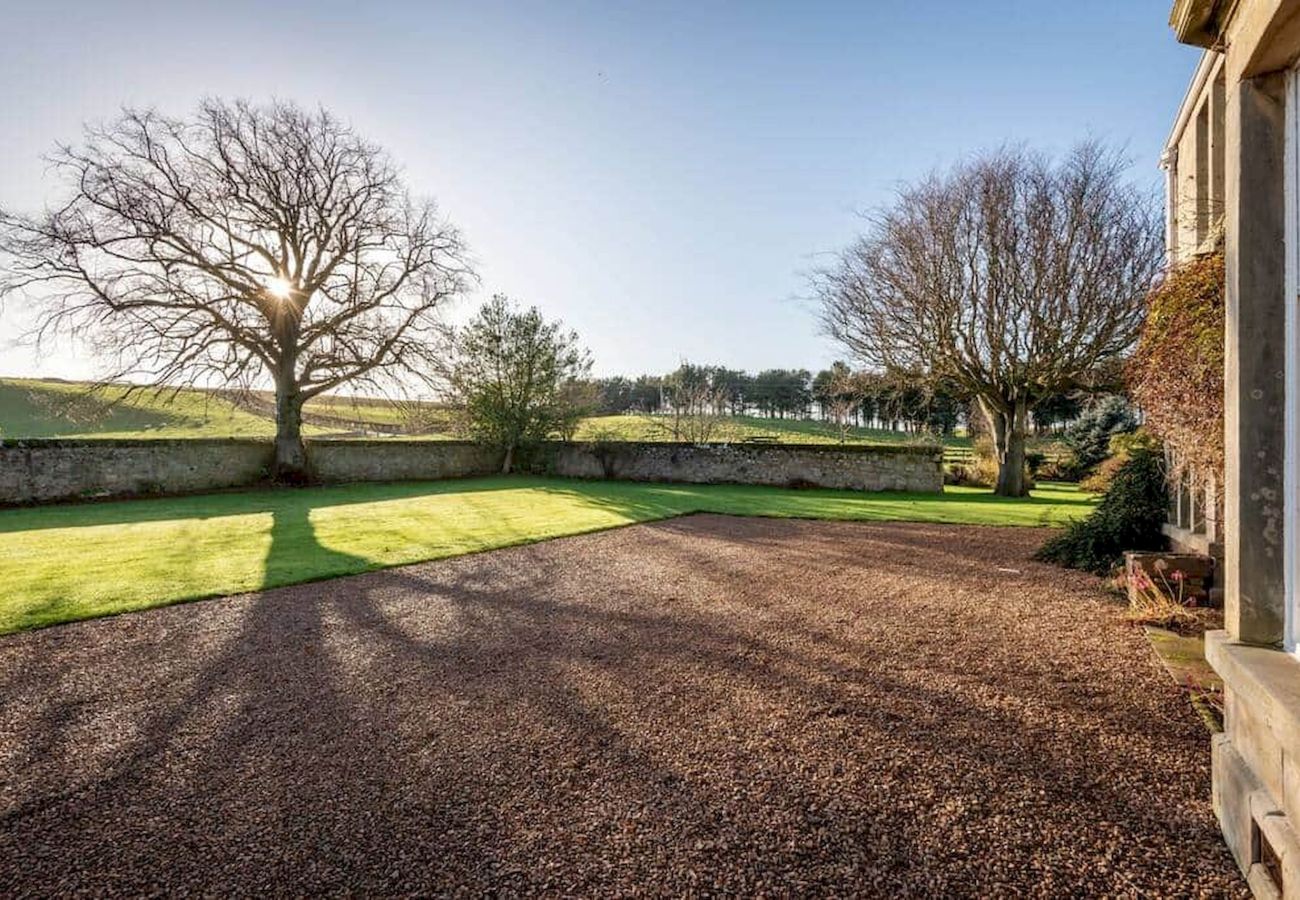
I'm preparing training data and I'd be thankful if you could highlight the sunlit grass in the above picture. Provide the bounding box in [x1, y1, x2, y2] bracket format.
[0, 377, 439, 437]
[575, 413, 973, 447]
[0, 476, 1095, 635]
[0, 378, 306, 439]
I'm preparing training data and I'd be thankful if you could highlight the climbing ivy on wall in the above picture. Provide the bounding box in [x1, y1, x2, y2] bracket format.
[1128, 251, 1225, 483]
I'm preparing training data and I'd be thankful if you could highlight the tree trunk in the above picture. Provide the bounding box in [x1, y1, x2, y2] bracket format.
[273, 361, 309, 482]
[501, 442, 515, 475]
[979, 395, 1030, 498]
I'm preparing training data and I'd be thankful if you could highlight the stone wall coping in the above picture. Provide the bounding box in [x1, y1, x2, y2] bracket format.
[0, 437, 487, 450]
[306, 438, 483, 448]
[1206, 629, 1300, 753]
[562, 440, 944, 457]
[2, 437, 944, 456]
[1, 437, 275, 450]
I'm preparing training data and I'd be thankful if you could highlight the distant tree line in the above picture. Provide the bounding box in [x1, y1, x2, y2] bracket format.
[585, 362, 1109, 438]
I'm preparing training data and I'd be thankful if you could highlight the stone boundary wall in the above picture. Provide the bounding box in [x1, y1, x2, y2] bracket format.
[0, 438, 942, 505]
[0, 439, 504, 504]
[540, 441, 944, 493]
[0, 439, 275, 505]
[308, 440, 502, 484]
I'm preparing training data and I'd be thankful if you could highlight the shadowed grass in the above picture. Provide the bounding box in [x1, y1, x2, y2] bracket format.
[0, 476, 1095, 634]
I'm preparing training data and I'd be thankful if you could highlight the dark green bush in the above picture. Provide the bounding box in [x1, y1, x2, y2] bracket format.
[1064, 394, 1138, 472]
[1035, 448, 1167, 575]
[1025, 450, 1046, 477]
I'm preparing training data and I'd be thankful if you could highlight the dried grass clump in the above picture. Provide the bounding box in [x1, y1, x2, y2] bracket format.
[1125, 567, 1202, 631]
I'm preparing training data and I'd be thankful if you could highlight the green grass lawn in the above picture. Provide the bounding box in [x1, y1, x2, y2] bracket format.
[0, 476, 1095, 635]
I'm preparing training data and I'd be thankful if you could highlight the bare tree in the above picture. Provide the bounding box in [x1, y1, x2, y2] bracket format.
[647, 364, 734, 443]
[0, 99, 473, 478]
[815, 142, 1163, 496]
[825, 366, 868, 444]
[651, 381, 732, 443]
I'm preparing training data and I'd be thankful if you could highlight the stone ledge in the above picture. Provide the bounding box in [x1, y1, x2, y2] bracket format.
[1169, 0, 1221, 48]
[1212, 732, 1297, 898]
[1206, 630, 1300, 753]
[1, 437, 943, 457]
[565, 439, 944, 457]
[1162, 521, 1221, 556]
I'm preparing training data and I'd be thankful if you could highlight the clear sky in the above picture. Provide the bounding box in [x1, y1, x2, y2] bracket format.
[0, 0, 1202, 381]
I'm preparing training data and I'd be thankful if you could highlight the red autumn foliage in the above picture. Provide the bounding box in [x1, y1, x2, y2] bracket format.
[1128, 252, 1225, 483]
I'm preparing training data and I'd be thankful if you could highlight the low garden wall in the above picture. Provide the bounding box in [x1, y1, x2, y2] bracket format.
[0, 439, 502, 504]
[308, 440, 502, 484]
[0, 439, 274, 505]
[0, 438, 943, 504]
[540, 441, 944, 493]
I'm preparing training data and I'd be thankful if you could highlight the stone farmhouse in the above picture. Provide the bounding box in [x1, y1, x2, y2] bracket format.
[1166, 1, 1300, 895]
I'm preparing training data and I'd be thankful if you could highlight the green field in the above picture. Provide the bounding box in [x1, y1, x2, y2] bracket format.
[575, 413, 970, 448]
[298, 393, 454, 430]
[1, 378, 1065, 475]
[0, 476, 1094, 635]
[2, 379, 969, 447]
[0, 378, 460, 438]
[0, 378, 293, 439]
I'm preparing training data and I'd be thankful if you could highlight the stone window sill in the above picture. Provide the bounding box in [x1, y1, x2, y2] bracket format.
[1206, 630, 1300, 751]
[1162, 522, 1219, 555]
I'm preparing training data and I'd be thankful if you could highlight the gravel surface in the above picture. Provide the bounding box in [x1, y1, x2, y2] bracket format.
[0, 515, 1244, 897]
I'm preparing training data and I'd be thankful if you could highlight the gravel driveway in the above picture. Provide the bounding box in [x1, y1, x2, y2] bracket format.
[0, 515, 1244, 896]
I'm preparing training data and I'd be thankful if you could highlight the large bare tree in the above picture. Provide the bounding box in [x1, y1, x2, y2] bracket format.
[815, 143, 1163, 496]
[0, 99, 473, 477]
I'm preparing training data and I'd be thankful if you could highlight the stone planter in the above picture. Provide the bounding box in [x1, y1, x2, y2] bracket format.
[1123, 550, 1216, 607]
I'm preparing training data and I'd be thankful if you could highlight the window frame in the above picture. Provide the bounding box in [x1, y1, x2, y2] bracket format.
[1284, 63, 1300, 655]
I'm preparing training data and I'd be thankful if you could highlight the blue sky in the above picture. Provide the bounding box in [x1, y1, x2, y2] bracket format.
[0, 0, 1201, 380]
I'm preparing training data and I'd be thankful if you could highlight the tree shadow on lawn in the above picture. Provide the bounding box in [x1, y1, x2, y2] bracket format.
[0, 507, 1237, 894]
[1, 476, 1096, 635]
[0, 474, 1095, 537]
[0, 477, 543, 534]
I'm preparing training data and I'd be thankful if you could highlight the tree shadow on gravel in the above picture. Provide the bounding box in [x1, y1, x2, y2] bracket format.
[0, 511, 1245, 896]
[1, 505, 499, 891]
[310, 531, 1236, 894]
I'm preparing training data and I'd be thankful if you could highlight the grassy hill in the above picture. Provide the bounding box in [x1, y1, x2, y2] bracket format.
[0, 381, 1014, 467]
[0, 378, 462, 439]
[0, 379, 290, 439]
[575, 414, 972, 450]
[3, 379, 971, 447]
